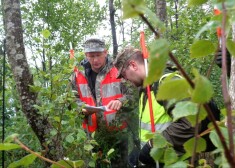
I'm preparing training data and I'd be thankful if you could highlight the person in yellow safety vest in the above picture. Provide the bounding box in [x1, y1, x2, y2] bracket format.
[70, 37, 134, 168]
[114, 46, 195, 168]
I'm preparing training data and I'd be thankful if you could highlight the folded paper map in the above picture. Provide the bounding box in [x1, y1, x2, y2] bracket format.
[84, 105, 110, 112]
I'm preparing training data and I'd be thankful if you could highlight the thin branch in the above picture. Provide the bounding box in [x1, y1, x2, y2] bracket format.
[14, 137, 66, 168]
[205, 45, 220, 78]
[190, 105, 200, 167]
[203, 104, 235, 166]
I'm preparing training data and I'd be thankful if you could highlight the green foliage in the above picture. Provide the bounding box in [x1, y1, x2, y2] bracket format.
[226, 39, 235, 57]
[188, 0, 208, 7]
[8, 153, 40, 168]
[152, 132, 168, 148]
[172, 101, 198, 122]
[190, 40, 216, 58]
[51, 160, 85, 168]
[4, 134, 19, 143]
[0, 143, 20, 151]
[164, 161, 188, 168]
[191, 69, 214, 103]
[122, 0, 145, 19]
[184, 137, 206, 155]
[163, 148, 178, 165]
[157, 78, 192, 101]
[145, 39, 169, 85]
[41, 29, 51, 39]
[1, 0, 235, 167]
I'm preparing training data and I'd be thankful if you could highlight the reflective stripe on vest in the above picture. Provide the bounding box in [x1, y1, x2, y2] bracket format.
[139, 91, 172, 143]
[140, 121, 171, 132]
[75, 67, 125, 132]
[79, 84, 92, 98]
[75, 70, 97, 133]
[159, 73, 182, 84]
[101, 68, 125, 128]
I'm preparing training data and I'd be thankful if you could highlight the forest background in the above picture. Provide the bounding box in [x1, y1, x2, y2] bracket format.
[0, 0, 235, 167]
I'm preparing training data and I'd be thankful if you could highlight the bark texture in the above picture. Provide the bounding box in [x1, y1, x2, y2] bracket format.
[109, 0, 118, 57]
[230, 25, 235, 110]
[155, 0, 167, 24]
[3, 0, 63, 162]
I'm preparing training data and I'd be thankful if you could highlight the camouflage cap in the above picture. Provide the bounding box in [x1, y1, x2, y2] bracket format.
[114, 46, 141, 78]
[84, 37, 105, 53]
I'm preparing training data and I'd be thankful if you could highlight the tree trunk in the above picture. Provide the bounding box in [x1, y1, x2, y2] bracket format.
[155, 0, 167, 25]
[109, 0, 118, 57]
[230, 25, 235, 110]
[2, 0, 63, 162]
[174, 0, 179, 30]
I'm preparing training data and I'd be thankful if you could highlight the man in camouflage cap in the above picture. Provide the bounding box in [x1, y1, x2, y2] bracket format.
[70, 36, 133, 167]
[114, 46, 195, 168]
[114, 46, 146, 87]
[83, 37, 105, 53]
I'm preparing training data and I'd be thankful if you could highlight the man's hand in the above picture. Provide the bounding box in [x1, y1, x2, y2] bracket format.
[81, 108, 97, 116]
[106, 100, 122, 111]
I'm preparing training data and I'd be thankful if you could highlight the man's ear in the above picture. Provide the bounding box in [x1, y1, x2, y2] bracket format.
[129, 60, 138, 71]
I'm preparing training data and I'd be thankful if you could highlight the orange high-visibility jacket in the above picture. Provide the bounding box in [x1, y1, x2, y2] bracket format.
[74, 67, 126, 132]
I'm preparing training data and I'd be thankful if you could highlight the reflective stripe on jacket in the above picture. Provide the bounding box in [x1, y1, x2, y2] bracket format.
[75, 67, 125, 132]
[139, 91, 172, 143]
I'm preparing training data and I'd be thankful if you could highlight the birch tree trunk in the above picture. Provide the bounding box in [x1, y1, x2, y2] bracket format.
[229, 25, 235, 109]
[3, 0, 63, 162]
[109, 0, 118, 57]
[155, 0, 167, 25]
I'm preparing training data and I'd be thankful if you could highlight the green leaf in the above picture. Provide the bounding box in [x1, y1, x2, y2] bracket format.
[190, 40, 216, 58]
[226, 39, 235, 57]
[172, 101, 198, 122]
[145, 39, 169, 86]
[4, 134, 19, 143]
[88, 160, 96, 167]
[188, 0, 208, 7]
[191, 69, 214, 103]
[122, 0, 145, 19]
[157, 78, 192, 101]
[0, 143, 20, 151]
[50, 129, 57, 136]
[41, 29, 51, 39]
[54, 116, 60, 122]
[8, 153, 39, 168]
[145, 132, 154, 140]
[186, 105, 207, 126]
[209, 131, 221, 148]
[53, 75, 61, 82]
[51, 160, 85, 168]
[32, 37, 41, 43]
[84, 144, 94, 151]
[143, 8, 165, 33]
[195, 21, 219, 39]
[150, 147, 164, 161]
[164, 161, 188, 168]
[65, 134, 74, 143]
[164, 148, 178, 165]
[89, 140, 99, 146]
[184, 137, 206, 155]
[152, 132, 168, 148]
[107, 148, 115, 157]
[77, 129, 87, 141]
